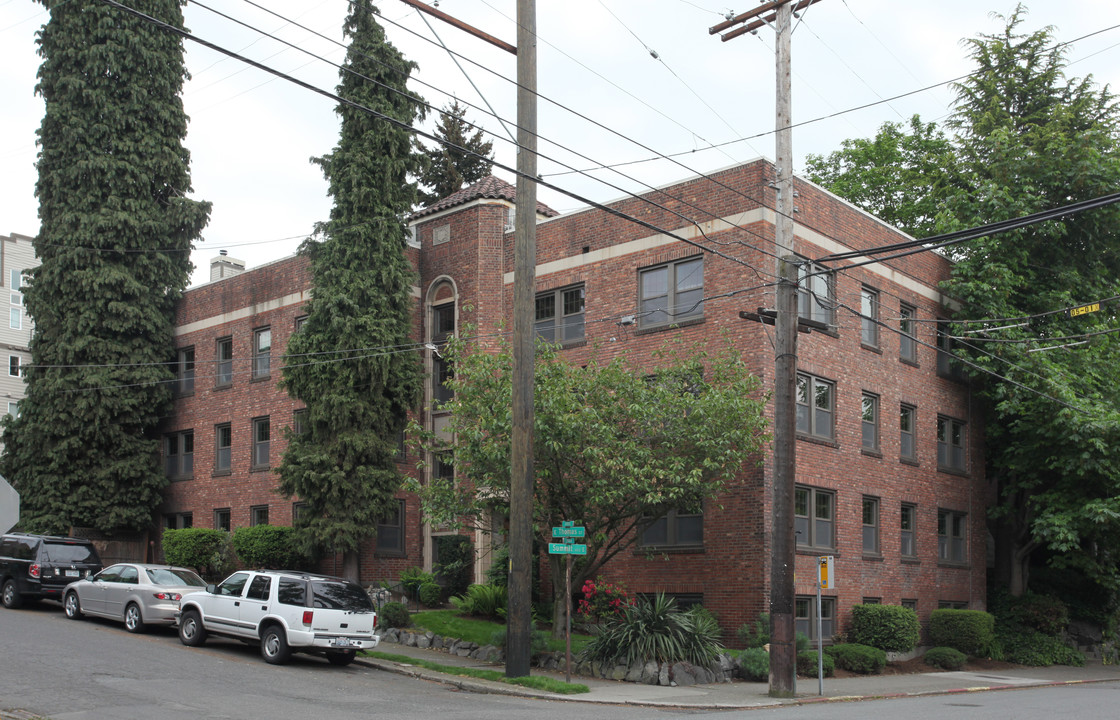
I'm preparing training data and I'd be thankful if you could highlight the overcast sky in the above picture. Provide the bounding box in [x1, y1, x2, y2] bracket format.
[2, 1, 1119, 286]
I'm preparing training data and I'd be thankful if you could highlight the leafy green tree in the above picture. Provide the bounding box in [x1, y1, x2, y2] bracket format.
[278, 0, 424, 582]
[804, 114, 958, 238]
[0, 0, 209, 534]
[416, 99, 494, 207]
[410, 337, 769, 636]
[940, 7, 1120, 597]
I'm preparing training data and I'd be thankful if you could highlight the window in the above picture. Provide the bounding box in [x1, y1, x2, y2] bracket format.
[431, 303, 455, 406]
[9, 308, 20, 330]
[214, 423, 232, 473]
[252, 417, 270, 469]
[938, 600, 969, 610]
[795, 596, 836, 647]
[164, 512, 193, 529]
[377, 499, 405, 555]
[862, 496, 880, 555]
[252, 327, 271, 379]
[937, 416, 966, 471]
[937, 320, 969, 382]
[795, 486, 834, 550]
[434, 451, 454, 483]
[901, 503, 917, 558]
[861, 393, 879, 452]
[250, 505, 270, 526]
[176, 347, 195, 395]
[164, 430, 194, 479]
[860, 287, 879, 347]
[292, 409, 308, 437]
[10, 269, 22, 290]
[798, 261, 834, 326]
[901, 598, 917, 613]
[638, 256, 703, 328]
[938, 509, 968, 564]
[862, 597, 881, 605]
[292, 502, 308, 525]
[900, 404, 917, 462]
[278, 578, 306, 606]
[9, 269, 22, 331]
[295, 315, 308, 332]
[640, 508, 703, 548]
[899, 304, 917, 362]
[8, 355, 20, 377]
[214, 508, 231, 532]
[535, 285, 585, 344]
[796, 373, 834, 440]
[7, 402, 18, 418]
[247, 575, 272, 601]
[216, 337, 233, 386]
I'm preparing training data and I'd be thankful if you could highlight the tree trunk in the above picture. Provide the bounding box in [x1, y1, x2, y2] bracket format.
[342, 549, 361, 584]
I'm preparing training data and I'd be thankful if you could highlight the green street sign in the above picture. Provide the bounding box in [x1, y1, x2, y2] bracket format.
[552, 525, 586, 538]
[548, 542, 587, 555]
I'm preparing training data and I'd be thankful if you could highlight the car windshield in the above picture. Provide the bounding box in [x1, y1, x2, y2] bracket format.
[311, 580, 374, 612]
[43, 543, 98, 563]
[148, 568, 206, 587]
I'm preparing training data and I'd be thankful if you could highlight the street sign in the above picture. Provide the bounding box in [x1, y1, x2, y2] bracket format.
[552, 525, 585, 538]
[0, 474, 19, 534]
[548, 542, 587, 555]
[818, 555, 834, 589]
[1071, 302, 1100, 318]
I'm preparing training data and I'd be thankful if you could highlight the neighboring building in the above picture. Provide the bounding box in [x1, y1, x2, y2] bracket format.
[0, 232, 38, 449]
[160, 161, 989, 642]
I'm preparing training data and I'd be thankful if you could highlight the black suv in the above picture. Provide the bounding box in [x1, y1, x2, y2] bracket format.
[0, 533, 103, 608]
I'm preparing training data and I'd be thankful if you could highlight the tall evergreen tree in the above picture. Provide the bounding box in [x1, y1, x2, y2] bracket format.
[416, 99, 494, 207]
[0, 0, 210, 534]
[278, 0, 424, 581]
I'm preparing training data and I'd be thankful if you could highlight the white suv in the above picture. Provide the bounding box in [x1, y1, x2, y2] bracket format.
[177, 570, 379, 666]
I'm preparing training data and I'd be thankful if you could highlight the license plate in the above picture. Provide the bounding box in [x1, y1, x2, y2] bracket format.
[330, 638, 352, 648]
[65, 570, 79, 577]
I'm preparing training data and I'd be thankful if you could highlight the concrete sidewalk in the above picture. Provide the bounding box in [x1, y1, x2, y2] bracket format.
[359, 642, 1120, 709]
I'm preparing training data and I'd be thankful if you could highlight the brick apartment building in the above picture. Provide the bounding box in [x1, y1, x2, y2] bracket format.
[159, 159, 989, 643]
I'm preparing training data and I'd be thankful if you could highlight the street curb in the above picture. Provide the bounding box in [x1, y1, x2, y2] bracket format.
[357, 656, 1120, 709]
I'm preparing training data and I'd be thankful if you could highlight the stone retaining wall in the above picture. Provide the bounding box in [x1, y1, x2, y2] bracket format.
[380, 627, 739, 686]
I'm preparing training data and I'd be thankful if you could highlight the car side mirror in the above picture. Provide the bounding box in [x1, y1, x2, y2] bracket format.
[206, 584, 217, 594]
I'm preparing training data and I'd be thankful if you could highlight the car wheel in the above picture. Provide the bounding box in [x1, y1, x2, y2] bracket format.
[124, 603, 146, 633]
[1, 579, 21, 609]
[326, 651, 356, 667]
[261, 625, 292, 664]
[178, 609, 207, 647]
[64, 591, 83, 619]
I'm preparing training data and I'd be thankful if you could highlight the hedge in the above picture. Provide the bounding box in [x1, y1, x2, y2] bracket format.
[928, 609, 995, 656]
[796, 650, 834, 677]
[825, 643, 886, 674]
[162, 528, 230, 579]
[849, 603, 920, 653]
[924, 646, 967, 670]
[231, 525, 306, 569]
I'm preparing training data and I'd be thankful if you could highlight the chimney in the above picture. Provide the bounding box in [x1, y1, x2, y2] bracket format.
[210, 250, 246, 281]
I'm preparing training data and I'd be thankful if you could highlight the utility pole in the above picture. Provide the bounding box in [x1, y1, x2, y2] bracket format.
[507, 0, 538, 679]
[712, 0, 826, 697]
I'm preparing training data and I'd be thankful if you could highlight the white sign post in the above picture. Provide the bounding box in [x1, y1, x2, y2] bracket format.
[0, 474, 19, 534]
[817, 556, 834, 696]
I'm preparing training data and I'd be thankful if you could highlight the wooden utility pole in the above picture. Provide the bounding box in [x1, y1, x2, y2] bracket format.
[711, 0, 822, 697]
[507, 0, 538, 679]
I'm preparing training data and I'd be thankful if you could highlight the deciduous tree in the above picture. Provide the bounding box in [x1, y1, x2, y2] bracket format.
[0, 0, 210, 534]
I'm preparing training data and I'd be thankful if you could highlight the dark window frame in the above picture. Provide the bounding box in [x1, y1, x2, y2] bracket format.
[938, 509, 968, 565]
[862, 495, 880, 556]
[796, 373, 835, 441]
[795, 595, 836, 648]
[250, 505, 270, 527]
[639, 507, 704, 549]
[252, 327, 271, 380]
[376, 499, 406, 556]
[899, 303, 918, 363]
[165, 430, 194, 480]
[860, 286, 879, 348]
[214, 423, 232, 474]
[214, 507, 231, 532]
[861, 392, 880, 452]
[216, 337, 234, 387]
[900, 503, 917, 558]
[535, 284, 586, 344]
[795, 485, 835, 551]
[638, 256, 704, 329]
[798, 261, 835, 327]
[176, 346, 195, 395]
[251, 416, 271, 470]
[900, 404, 917, 462]
[937, 416, 966, 472]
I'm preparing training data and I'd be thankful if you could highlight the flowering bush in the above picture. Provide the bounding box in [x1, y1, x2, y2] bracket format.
[577, 577, 633, 622]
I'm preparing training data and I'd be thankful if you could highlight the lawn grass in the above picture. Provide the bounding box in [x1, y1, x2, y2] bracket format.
[409, 609, 594, 654]
[366, 650, 590, 694]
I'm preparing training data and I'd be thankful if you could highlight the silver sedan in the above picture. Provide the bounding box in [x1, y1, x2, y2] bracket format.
[63, 563, 207, 633]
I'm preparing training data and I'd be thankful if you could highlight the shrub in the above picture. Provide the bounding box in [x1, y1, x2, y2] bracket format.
[162, 528, 231, 580]
[928, 609, 995, 656]
[737, 647, 769, 681]
[578, 594, 724, 667]
[996, 624, 1085, 667]
[577, 577, 633, 623]
[486, 544, 509, 586]
[399, 566, 435, 601]
[379, 601, 411, 629]
[419, 582, 443, 608]
[825, 643, 886, 674]
[490, 624, 550, 654]
[796, 650, 834, 677]
[230, 525, 306, 569]
[795, 631, 811, 653]
[1009, 594, 1070, 637]
[450, 583, 508, 618]
[924, 646, 967, 670]
[434, 535, 474, 598]
[849, 604, 920, 653]
[737, 612, 770, 649]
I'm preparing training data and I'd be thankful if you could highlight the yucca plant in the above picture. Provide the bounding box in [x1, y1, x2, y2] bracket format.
[578, 593, 723, 666]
